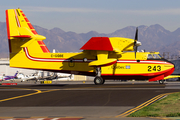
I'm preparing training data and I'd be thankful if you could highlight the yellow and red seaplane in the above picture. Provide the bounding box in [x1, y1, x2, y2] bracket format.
[6, 8, 175, 85]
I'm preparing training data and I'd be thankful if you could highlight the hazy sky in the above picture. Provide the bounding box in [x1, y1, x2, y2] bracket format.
[1, 0, 180, 33]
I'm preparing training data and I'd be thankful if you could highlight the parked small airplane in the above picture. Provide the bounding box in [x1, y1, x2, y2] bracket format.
[16, 72, 39, 82]
[54, 73, 74, 81]
[5, 8, 175, 85]
[0, 71, 18, 81]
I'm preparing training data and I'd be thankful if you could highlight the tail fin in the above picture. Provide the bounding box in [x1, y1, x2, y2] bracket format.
[6, 9, 50, 54]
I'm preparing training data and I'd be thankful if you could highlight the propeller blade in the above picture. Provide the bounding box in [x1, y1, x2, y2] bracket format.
[134, 46, 137, 59]
[134, 27, 138, 41]
[134, 27, 138, 59]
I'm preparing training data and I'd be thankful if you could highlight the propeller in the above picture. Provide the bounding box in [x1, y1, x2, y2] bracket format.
[134, 27, 138, 59]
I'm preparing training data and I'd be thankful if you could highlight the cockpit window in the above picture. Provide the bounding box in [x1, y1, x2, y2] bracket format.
[148, 54, 161, 59]
[158, 54, 162, 58]
[148, 54, 154, 59]
[152, 54, 159, 59]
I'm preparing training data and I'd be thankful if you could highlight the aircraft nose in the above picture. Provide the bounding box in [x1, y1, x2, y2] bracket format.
[162, 58, 175, 69]
[164, 60, 175, 77]
[167, 60, 175, 69]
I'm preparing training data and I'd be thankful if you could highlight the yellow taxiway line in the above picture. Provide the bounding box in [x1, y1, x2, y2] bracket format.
[0, 88, 59, 103]
[116, 92, 178, 117]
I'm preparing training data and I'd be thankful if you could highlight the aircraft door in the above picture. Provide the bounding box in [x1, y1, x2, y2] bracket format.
[68, 57, 75, 67]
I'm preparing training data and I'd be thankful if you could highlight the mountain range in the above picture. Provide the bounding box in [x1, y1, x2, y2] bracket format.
[0, 21, 180, 59]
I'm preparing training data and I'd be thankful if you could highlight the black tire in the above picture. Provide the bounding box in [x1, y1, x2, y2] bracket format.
[159, 80, 164, 84]
[94, 76, 105, 85]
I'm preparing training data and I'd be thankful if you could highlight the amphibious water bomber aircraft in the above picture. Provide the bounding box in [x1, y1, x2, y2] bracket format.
[6, 8, 175, 85]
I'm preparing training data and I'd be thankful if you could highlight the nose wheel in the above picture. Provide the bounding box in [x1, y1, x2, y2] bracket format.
[159, 80, 165, 84]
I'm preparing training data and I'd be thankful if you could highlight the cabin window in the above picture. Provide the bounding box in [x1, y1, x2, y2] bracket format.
[148, 54, 154, 59]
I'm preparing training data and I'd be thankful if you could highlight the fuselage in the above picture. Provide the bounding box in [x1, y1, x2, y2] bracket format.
[14, 48, 174, 81]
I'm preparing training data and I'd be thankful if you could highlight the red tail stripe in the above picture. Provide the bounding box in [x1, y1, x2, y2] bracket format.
[27, 23, 34, 29]
[20, 10, 38, 35]
[31, 30, 38, 35]
[5, 10, 10, 39]
[20, 11, 27, 21]
[40, 46, 50, 53]
[5, 10, 12, 53]
[38, 41, 45, 45]
[20, 11, 25, 16]
[24, 18, 29, 22]
[22, 13, 25, 16]
[37, 41, 50, 53]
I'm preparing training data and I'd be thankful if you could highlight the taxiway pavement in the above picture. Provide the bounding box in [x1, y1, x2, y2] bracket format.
[0, 81, 179, 120]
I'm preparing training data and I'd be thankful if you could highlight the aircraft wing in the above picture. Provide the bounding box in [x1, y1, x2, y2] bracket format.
[80, 31, 142, 67]
[80, 37, 114, 51]
[80, 37, 117, 67]
[88, 59, 117, 67]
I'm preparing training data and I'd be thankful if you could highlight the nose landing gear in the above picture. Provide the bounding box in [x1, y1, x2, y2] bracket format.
[159, 80, 165, 84]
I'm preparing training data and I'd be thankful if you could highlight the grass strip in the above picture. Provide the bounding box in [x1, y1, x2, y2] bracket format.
[128, 92, 180, 117]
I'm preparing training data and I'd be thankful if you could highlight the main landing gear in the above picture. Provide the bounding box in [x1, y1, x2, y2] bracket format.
[94, 67, 105, 85]
[94, 76, 105, 85]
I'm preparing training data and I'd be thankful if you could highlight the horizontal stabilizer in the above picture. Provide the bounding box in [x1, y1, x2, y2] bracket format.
[89, 59, 117, 67]
[12, 35, 31, 38]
